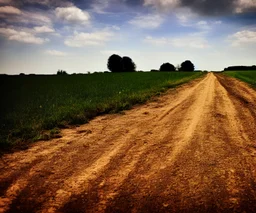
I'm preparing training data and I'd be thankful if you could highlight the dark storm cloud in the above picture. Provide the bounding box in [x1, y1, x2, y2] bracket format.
[144, 0, 256, 16]
[3, 0, 73, 10]
[180, 0, 236, 16]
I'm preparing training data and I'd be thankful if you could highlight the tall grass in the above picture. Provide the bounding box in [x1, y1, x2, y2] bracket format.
[224, 71, 256, 86]
[0, 71, 203, 150]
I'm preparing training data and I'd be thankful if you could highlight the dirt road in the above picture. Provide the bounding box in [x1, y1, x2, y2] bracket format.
[1, 73, 256, 213]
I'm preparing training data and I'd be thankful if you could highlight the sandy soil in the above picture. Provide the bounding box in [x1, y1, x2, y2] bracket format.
[1, 73, 256, 213]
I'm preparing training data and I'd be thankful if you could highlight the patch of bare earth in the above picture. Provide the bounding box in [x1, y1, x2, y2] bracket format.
[1, 73, 256, 213]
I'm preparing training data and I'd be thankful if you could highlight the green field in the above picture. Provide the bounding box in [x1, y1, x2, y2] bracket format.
[224, 71, 256, 86]
[0, 71, 203, 150]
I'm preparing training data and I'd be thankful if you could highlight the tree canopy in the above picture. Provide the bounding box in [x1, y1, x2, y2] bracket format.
[122, 56, 136, 72]
[159, 63, 176, 72]
[107, 54, 123, 72]
[107, 54, 136, 72]
[180, 60, 195, 71]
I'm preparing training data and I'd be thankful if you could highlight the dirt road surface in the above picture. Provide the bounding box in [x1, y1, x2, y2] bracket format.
[1, 73, 256, 213]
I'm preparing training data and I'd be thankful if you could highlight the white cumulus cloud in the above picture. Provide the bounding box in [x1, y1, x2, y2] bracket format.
[235, 0, 256, 13]
[229, 30, 256, 46]
[0, 6, 21, 14]
[64, 31, 113, 47]
[34, 25, 55, 33]
[55, 6, 90, 24]
[5, 11, 52, 26]
[129, 14, 164, 29]
[0, 27, 48, 44]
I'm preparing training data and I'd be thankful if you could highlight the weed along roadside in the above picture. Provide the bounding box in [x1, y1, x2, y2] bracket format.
[0, 71, 203, 152]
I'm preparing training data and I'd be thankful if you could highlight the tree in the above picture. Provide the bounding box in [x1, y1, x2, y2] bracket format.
[122, 56, 136, 72]
[180, 60, 195, 71]
[107, 54, 123, 72]
[57, 70, 68, 75]
[159, 63, 176, 72]
[224, 65, 256, 71]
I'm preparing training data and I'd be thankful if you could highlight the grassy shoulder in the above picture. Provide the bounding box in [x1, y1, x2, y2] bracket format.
[224, 71, 256, 86]
[0, 71, 203, 151]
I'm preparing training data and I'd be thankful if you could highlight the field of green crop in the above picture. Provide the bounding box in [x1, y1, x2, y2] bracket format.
[224, 71, 256, 86]
[0, 71, 203, 150]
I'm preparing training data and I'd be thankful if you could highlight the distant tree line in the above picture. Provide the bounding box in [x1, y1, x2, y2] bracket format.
[107, 54, 195, 72]
[224, 65, 256, 71]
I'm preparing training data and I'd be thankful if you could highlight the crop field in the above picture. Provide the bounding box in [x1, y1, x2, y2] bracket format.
[0, 71, 202, 150]
[224, 71, 256, 86]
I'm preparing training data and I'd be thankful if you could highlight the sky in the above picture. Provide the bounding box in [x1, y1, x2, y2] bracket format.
[0, 0, 255, 74]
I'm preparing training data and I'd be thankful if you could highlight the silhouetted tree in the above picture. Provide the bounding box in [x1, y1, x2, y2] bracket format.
[224, 65, 256, 71]
[122, 56, 136, 72]
[107, 54, 137, 72]
[57, 70, 68, 75]
[180, 60, 195, 71]
[159, 63, 176, 72]
[107, 54, 123, 72]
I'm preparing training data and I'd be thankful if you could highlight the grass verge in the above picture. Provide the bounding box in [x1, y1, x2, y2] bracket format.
[224, 71, 256, 87]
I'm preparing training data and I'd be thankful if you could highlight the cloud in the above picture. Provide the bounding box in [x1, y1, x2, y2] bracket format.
[229, 30, 256, 46]
[0, 27, 15, 36]
[143, 0, 256, 16]
[144, 34, 209, 49]
[34, 25, 55, 33]
[8, 0, 73, 8]
[196, 21, 211, 30]
[64, 31, 114, 47]
[0, 6, 21, 14]
[100, 50, 122, 55]
[235, 0, 256, 13]
[144, 0, 180, 10]
[0, 27, 48, 44]
[91, 0, 110, 14]
[144, 36, 168, 45]
[0, 0, 12, 4]
[2, 10, 52, 26]
[55, 6, 90, 24]
[129, 14, 164, 29]
[214, 20, 222, 24]
[45, 50, 67, 56]
[176, 9, 196, 26]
